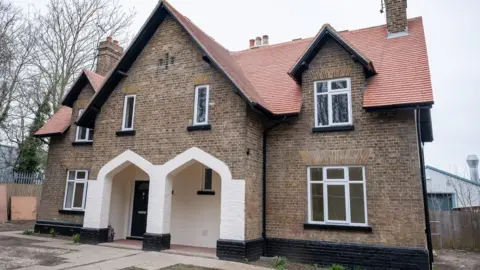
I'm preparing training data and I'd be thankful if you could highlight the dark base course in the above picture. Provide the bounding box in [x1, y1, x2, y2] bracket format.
[34, 220, 82, 236]
[266, 238, 430, 270]
[142, 233, 171, 251]
[216, 238, 264, 262]
[79, 228, 109, 244]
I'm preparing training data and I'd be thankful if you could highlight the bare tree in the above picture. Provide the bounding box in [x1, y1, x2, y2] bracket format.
[448, 173, 480, 213]
[0, 0, 134, 173]
[33, 0, 135, 113]
[0, 0, 36, 126]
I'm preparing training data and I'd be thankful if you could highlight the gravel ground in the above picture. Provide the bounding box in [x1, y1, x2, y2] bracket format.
[121, 265, 221, 270]
[0, 236, 71, 270]
[0, 220, 35, 232]
[434, 249, 480, 270]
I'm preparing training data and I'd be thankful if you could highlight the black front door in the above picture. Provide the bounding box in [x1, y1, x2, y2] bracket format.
[131, 181, 149, 238]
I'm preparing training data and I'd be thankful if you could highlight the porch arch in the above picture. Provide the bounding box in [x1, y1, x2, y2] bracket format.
[83, 150, 158, 229]
[146, 147, 245, 242]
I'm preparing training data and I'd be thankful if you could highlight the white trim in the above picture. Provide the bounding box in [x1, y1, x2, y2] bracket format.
[193, 85, 210, 125]
[127, 180, 135, 237]
[314, 78, 352, 128]
[83, 150, 157, 229]
[75, 109, 93, 142]
[122, 94, 136, 130]
[63, 169, 89, 210]
[307, 166, 368, 227]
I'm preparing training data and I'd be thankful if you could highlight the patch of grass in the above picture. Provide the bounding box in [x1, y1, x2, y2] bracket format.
[72, 233, 80, 244]
[271, 256, 289, 270]
[22, 229, 33, 235]
[328, 265, 345, 270]
[49, 228, 56, 237]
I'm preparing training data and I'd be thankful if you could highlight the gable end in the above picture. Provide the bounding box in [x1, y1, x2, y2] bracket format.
[289, 25, 376, 83]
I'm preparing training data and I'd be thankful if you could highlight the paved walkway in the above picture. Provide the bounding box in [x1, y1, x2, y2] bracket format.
[0, 231, 267, 270]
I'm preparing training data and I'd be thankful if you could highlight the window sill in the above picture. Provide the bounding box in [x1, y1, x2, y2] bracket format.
[58, 209, 85, 215]
[312, 125, 354, 133]
[303, 223, 372, 232]
[72, 141, 93, 146]
[187, 124, 211, 131]
[197, 190, 215, 195]
[116, 130, 136, 136]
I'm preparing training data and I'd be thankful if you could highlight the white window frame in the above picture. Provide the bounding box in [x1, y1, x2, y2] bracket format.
[122, 94, 136, 131]
[193, 85, 210, 125]
[314, 78, 352, 128]
[307, 166, 368, 226]
[63, 170, 88, 210]
[75, 109, 93, 142]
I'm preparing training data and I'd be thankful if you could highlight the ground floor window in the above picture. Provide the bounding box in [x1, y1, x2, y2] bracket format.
[63, 170, 88, 210]
[307, 166, 367, 226]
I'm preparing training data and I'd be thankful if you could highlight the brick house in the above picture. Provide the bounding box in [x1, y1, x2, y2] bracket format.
[34, 0, 434, 269]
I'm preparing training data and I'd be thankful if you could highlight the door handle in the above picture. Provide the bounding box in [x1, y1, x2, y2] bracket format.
[138, 211, 147, 214]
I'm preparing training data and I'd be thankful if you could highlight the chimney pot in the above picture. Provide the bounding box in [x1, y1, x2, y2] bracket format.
[262, 35, 269, 45]
[255, 36, 262, 47]
[467, 155, 479, 182]
[249, 39, 255, 48]
[107, 36, 113, 42]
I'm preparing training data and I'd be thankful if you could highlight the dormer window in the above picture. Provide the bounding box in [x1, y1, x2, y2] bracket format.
[314, 78, 352, 128]
[122, 94, 136, 130]
[76, 109, 93, 142]
[193, 85, 209, 125]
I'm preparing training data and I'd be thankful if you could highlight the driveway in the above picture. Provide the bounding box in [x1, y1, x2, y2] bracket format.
[0, 231, 266, 270]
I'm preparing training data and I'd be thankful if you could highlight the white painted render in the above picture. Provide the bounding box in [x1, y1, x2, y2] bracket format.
[83, 150, 157, 229]
[426, 167, 480, 208]
[109, 165, 149, 240]
[83, 147, 246, 246]
[170, 161, 221, 248]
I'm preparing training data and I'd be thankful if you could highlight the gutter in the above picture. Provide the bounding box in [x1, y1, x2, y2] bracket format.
[261, 116, 291, 256]
[415, 108, 433, 269]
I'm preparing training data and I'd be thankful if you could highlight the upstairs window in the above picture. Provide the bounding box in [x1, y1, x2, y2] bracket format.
[122, 95, 136, 130]
[308, 166, 367, 226]
[76, 109, 93, 142]
[64, 170, 88, 210]
[193, 85, 209, 125]
[314, 78, 352, 127]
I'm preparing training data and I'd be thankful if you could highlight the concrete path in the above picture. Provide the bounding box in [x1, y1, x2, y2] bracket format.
[0, 231, 267, 270]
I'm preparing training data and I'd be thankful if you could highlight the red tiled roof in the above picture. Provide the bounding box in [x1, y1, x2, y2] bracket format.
[163, 1, 269, 109]
[233, 17, 433, 110]
[38, 1, 434, 137]
[83, 69, 104, 92]
[34, 70, 104, 137]
[34, 106, 72, 137]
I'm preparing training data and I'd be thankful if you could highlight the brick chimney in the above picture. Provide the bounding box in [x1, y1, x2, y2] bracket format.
[384, 0, 408, 36]
[96, 36, 124, 76]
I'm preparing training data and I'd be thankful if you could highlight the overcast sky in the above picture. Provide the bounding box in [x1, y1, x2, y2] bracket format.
[16, 0, 480, 177]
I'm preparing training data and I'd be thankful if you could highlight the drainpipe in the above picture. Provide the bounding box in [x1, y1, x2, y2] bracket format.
[262, 116, 289, 256]
[415, 108, 433, 269]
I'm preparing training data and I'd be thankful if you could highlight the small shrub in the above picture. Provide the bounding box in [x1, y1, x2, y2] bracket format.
[49, 228, 56, 237]
[72, 233, 80, 243]
[22, 229, 33, 235]
[328, 264, 345, 270]
[271, 256, 288, 270]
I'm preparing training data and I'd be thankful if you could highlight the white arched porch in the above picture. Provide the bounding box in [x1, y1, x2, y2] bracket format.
[147, 147, 246, 244]
[81, 147, 245, 248]
[83, 150, 158, 231]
